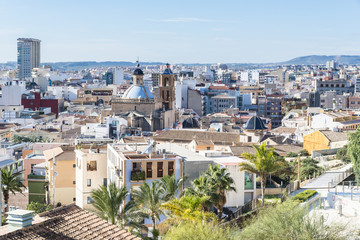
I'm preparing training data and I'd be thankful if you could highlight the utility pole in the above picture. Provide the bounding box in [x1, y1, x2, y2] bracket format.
[297, 153, 301, 182]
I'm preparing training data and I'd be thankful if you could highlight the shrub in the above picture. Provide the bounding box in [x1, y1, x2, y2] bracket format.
[298, 149, 310, 156]
[286, 152, 298, 157]
[292, 190, 317, 203]
[26, 202, 52, 214]
[239, 201, 346, 240]
[164, 221, 236, 240]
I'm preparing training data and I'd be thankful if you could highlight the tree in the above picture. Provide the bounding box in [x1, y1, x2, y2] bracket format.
[240, 142, 292, 206]
[160, 175, 184, 201]
[336, 145, 350, 163]
[132, 181, 164, 238]
[165, 221, 236, 240]
[1, 168, 26, 213]
[184, 175, 214, 211]
[298, 149, 310, 157]
[26, 202, 51, 214]
[204, 164, 236, 221]
[348, 128, 360, 183]
[90, 182, 128, 225]
[161, 195, 215, 224]
[238, 201, 346, 240]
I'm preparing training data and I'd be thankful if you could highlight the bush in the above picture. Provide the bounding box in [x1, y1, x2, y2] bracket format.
[298, 149, 310, 156]
[26, 202, 52, 214]
[286, 152, 298, 157]
[336, 145, 350, 163]
[292, 190, 317, 203]
[164, 221, 236, 240]
[130, 171, 145, 181]
[239, 201, 346, 240]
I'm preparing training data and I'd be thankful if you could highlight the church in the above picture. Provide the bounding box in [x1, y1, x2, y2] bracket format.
[111, 63, 176, 131]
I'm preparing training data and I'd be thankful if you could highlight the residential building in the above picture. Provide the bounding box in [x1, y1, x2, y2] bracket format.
[107, 142, 183, 230]
[17, 38, 41, 80]
[303, 130, 348, 154]
[75, 147, 107, 209]
[21, 91, 64, 117]
[315, 79, 353, 95]
[265, 95, 284, 128]
[44, 146, 76, 205]
[211, 95, 236, 113]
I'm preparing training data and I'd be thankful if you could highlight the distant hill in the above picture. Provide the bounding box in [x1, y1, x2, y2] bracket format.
[2, 55, 360, 70]
[280, 55, 360, 65]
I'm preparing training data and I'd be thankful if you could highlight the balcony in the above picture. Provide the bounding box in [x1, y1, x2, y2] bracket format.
[130, 170, 145, 181]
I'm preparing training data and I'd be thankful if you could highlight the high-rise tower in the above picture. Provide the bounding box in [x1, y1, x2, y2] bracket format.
[17, 38, 41, 79]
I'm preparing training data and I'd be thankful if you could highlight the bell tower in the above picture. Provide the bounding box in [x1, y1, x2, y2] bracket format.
[159, 63, 175, 110]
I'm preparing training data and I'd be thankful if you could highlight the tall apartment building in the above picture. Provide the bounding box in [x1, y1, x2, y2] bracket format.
[17, 38, 41, 80]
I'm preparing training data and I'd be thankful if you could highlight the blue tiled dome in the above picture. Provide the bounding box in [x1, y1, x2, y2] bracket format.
[244, 116, 267, 130]
[122, 85, 154, 99]
[163, 68, 173, 75]
[133, 68, 144, 75]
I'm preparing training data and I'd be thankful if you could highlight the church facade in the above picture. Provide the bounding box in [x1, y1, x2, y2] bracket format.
[111, 63, 175, 131]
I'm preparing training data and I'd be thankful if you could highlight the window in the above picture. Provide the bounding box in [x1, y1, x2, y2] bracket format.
[146, 162, 152, 178]
[87, 197, 94, 204]
[73, 181, 76, 184]
[244, 172, 254, 190]
[73, 198, 76, 201]
[87, 179, 91, 187]
[207, 147, 211, 150]
[87, 161, 97, 171]
[168, 161, 174, 176]
[31, 164, 35, 174]
[73, 164, 76, 168]
[103, 178, 107, 187]
[157, 162, 163, 178]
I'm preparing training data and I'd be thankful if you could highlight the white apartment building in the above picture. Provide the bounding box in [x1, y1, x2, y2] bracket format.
[75, 148, 107, 209]
[47, 85, 81, 101]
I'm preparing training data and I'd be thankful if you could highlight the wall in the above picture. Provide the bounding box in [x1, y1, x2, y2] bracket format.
[303, 131, 329, 154]
[28, 179, 46, 203]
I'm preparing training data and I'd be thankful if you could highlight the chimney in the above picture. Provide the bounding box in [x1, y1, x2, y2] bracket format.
[6, 209, 34, 232]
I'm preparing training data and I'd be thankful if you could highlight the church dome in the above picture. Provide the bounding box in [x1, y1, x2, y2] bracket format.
[244, 116, 267, 130]
[182, 117, 200, 128]
[133, 68, 144, 75]
[122, 85, 154, 99]
[163, 63, 173, 75]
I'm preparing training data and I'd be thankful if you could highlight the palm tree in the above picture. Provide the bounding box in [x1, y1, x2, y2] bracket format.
[91, 182, 128, 224]
[161, 195, 215, 224]
[204, 164, 236, 221]
[183, 175, 214, 211]
[160, 175, 184, 201]
[1, 168, 25, 214]
[132, 181, 164, 238]
[240, 142, 290, 206]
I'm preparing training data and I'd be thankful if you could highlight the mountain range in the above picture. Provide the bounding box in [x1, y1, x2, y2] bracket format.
[2, 55, 360, 70]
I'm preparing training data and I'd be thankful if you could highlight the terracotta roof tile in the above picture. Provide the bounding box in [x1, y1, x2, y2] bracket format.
[0, 204, 141, 240]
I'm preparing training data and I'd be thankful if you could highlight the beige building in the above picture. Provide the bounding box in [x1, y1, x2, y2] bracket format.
[44, 146, 76, 206]
[75, 147, 107, 209]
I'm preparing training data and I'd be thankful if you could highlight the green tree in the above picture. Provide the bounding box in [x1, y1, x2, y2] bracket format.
[204, 164, 236, 221]
[164, 221, 236, 240]
[161, 195, 215, 224]
[239, 201, 346, 240]
[90, 182, 128, 225]
[348, 128, 360, 182]
[1, 168, 26, 213]
[132, 181, 164, 238]
[160, 175, 184, 201]
[336, 145, 350, 163]
[240, 142, 292, 206]
[184, 175, 214, 211]
[26, 202, 51, 214]
[298, 149, 310, 157]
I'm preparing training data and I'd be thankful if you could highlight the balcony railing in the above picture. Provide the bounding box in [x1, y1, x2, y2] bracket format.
[131, 170, 145, 181]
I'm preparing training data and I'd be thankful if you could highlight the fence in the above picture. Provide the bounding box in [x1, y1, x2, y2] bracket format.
[232, 199, 261, 219]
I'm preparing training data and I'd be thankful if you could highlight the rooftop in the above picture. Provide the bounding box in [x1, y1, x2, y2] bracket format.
[0, 204, 140, 240]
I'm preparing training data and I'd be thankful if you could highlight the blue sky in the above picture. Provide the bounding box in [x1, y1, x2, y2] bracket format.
[1, 0, 360, 63]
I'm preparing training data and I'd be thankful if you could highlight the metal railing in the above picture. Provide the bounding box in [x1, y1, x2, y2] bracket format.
[232, 199, 261, 219]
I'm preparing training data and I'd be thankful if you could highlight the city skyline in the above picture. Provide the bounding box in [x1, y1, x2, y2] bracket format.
[1, 0, 360, 63]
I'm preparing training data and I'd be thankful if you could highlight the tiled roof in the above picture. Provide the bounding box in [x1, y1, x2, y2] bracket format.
[153, 130, 240, 145]
[0, 204, 141, 240]
[319, 130, 348, 142]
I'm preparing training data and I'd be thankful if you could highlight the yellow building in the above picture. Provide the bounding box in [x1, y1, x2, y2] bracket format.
[303, 130, 348, 154]
[44, 146, 76, 205]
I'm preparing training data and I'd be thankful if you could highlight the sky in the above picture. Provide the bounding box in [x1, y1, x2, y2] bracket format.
[1, 0, 360, 63]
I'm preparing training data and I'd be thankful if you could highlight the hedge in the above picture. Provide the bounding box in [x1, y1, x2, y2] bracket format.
[293, 190, 317, 203]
